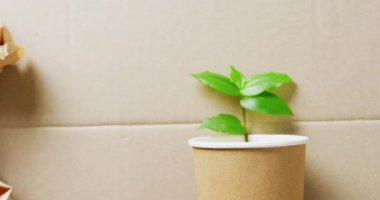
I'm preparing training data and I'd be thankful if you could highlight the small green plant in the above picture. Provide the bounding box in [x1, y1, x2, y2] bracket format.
[192, 66, 293, 142]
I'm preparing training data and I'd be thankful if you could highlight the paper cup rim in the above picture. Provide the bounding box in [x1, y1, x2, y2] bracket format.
[188, 134, 309, 149]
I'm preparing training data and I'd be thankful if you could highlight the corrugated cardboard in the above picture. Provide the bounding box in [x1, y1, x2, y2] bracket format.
[0, 0, 379, 199]
[192, 145, 306, 200]
[2, 0, 380, 127]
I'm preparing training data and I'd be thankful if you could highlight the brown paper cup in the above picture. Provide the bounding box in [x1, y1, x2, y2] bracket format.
[189, 134, 309, 200]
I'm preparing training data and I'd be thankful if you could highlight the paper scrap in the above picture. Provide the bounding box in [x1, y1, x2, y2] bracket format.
[0, 181, 11, 200]
[0, 26, 24, 72]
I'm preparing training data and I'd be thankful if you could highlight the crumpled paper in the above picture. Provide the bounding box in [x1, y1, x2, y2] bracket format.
[0, 25, 24, 72]
[0, 181, 11, 200]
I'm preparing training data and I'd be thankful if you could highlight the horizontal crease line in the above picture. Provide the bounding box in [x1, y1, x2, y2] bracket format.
[1, 119, 380, 129]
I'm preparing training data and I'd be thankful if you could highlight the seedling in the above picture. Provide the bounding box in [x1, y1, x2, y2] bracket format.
[192, 66, 293, 142]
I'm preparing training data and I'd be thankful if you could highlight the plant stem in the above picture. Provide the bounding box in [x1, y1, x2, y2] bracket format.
[242, 107, 248, 142]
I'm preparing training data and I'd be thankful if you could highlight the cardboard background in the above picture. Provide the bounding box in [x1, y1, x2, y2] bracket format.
[0, 122, 379, 200]
[0, 0, 379, 127]
[0, 0, 379, 199]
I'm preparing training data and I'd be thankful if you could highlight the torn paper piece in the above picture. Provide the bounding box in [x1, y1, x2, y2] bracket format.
[0, 26, 24, 72]
[0, 181, 11, 200]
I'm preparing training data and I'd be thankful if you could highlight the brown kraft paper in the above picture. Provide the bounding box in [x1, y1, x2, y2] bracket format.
[192, 145, 306, 200]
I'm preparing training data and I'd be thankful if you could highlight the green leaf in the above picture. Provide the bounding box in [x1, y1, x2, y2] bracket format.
[192, 71, 240, 96]
[240, 92, 293, 115]
[240, 72, 292, 96]
[229, 66, 247, 89]
[199, 114, 247, 134]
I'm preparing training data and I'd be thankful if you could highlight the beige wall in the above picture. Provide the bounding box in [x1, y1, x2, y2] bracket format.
[0, 0, 379, 199]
